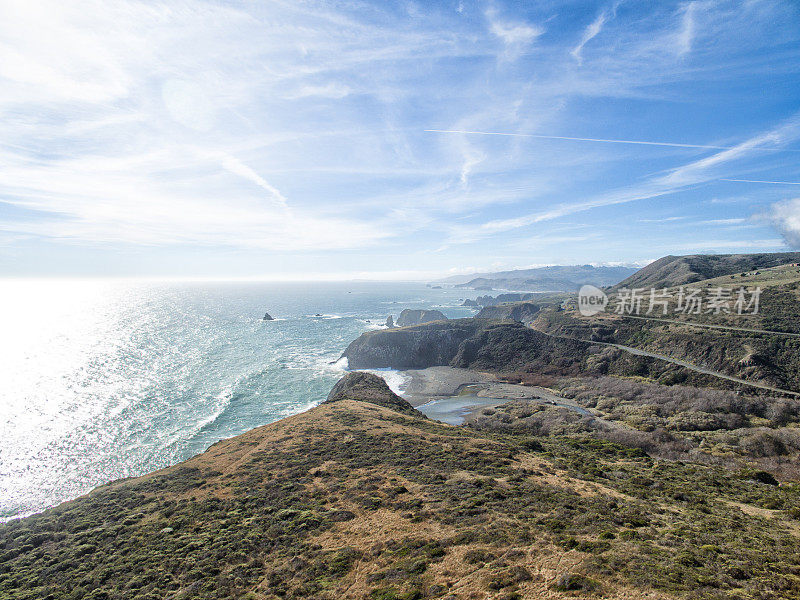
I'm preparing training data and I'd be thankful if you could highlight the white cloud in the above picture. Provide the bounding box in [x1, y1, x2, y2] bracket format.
[571, 10, 609, 63]
[486, 8, 544, 60]
[0, 0, 798, 274]
[459, 146, 486, 187]
[282, 82, 352, 100]
[0, 0, 473, 253]
[638, 216, 686, 222]
[676, 1, 698, 56]
[703, 217, 747, 225]
[764, 198, 800, 248]
[219, 155, 289, 209]
[443, 111, 800, 244]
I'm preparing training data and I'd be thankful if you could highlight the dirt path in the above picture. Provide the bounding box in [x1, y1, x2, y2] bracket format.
[619, 314, 800, 338]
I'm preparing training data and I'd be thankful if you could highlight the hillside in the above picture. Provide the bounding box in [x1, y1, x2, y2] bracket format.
[473, 301, 541, 323]
[532, 265, 800, 393]
[434, 265, 637, 291]
[343, 319, 738, 390]
[2, 372, 799, 600]
[609, 252, 800, 292]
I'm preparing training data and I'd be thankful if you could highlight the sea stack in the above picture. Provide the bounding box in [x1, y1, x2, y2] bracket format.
[385, 315, 395, 328]
[263, 312, 274, 321]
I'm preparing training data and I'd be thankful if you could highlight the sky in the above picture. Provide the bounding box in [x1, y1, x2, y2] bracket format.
[1, 0, 800, 280]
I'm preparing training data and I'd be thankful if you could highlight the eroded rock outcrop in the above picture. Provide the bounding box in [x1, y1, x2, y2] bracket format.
[475, 301, 540, 324]
[341, 319, 483, 369]
[395, 309, 447, 327]
[325, 371, 419, 415]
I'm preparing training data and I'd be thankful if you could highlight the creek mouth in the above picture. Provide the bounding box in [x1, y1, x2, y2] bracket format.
[401, 367, 596, 425]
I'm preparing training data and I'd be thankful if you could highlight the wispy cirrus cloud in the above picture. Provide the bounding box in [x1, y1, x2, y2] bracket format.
[486, 7, 544, 60]
[676, 1, 699, 56]
[571, 2, 621, 63]
[1, 0, 799, 275]
[441, 111, 800, 245]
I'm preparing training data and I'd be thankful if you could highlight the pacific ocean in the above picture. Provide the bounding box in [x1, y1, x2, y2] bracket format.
[0, 280, 479, 520]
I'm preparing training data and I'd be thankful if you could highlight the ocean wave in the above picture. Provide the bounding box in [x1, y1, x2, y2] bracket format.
[170, 384, 236, 447]
[1, 280, 452, 519]
[360, 320, 389, 330]
[360, 368, 410, 396]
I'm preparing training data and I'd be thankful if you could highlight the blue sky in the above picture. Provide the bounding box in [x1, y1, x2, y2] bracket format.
[1, 0, 799, 279]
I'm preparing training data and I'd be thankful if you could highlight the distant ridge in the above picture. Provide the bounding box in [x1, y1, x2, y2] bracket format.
[434, 264, 637, 292]
[609, 252, 800, 291]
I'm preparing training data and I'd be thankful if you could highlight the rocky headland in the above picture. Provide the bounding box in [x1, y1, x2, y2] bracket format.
[474, 301, 541, 324]
[341, 318, 733, 389]
[395, 308, 448, 327]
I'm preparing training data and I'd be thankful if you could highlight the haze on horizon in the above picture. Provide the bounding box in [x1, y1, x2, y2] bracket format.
[1, 0, 800, 280]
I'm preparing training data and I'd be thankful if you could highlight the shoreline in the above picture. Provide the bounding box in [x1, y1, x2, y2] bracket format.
[394, 366, 593, 425]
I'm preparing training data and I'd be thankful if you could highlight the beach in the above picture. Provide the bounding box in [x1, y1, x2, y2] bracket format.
[400, 366, 594, 425]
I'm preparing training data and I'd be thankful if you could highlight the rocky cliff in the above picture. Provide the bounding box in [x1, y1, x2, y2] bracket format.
[341, 319, 481, 369]
[325, 371, 420, 415]
[463, 293, 538, 307]
[341, 318, 729, 388]
[475, 301, 540, 323]
[341, 318, 593, 373]
[395, 308, 448, 327]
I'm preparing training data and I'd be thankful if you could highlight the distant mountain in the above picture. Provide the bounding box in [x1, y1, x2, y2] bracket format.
[609, 252, 800, 291]
[438, 265, 638, 292]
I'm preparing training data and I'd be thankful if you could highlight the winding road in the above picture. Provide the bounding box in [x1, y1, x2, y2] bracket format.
[544, 331, 800, 398]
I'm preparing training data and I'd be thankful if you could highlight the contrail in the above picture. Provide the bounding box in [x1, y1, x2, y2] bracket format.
[424, 129, 800, 152]
[721, 178, 800, 185]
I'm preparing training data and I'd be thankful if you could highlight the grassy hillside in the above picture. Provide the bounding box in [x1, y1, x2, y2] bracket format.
[534, 273, 800, 392]
[2, 375, 799, 600]
[609, 252, 800, 292]
[343, 320, 740, 391]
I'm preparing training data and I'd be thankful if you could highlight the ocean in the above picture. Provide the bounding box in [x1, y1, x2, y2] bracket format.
[0, 280, 479, 521]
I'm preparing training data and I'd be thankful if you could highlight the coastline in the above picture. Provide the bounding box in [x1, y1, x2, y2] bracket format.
[392, 366, 594, 425]
[396, 366, 494, 406]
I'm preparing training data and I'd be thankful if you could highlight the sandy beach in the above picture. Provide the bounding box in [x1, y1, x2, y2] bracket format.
[398, 366, 592, 425]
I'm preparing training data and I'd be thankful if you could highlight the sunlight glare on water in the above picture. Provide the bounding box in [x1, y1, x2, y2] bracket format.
[0, 279, 479, 520]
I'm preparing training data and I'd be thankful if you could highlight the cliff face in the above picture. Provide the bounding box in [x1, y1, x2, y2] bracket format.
[342, 318, 596, 374]
[395, 309, 448, 327]
[342, 318, 738, 389]
[464, 293, 538, 307]
[341, 319, 481, 369]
